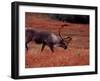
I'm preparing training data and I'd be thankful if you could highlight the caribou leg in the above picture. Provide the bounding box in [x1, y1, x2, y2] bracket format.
[25, 40, 32, 50]
[26, 42, 28, 50]
[41, 43, 46, 52]
[49, 44, 54, 52]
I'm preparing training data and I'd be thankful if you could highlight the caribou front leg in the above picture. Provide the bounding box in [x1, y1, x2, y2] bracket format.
[41, 43, 46, 52]
[49, 44, 54, 52]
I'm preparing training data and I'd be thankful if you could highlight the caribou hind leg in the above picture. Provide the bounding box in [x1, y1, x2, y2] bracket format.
[26, 42, 28, 50]
[25, 40, 32, 50]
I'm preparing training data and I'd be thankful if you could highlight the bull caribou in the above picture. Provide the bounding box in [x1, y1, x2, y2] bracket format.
[25, 24, 72, 52]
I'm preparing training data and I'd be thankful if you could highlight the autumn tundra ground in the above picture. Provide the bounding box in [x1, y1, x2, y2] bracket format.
[25, 13, 89, 68]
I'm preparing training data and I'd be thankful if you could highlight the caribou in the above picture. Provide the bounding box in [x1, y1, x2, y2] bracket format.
[25, 24, 72, 52]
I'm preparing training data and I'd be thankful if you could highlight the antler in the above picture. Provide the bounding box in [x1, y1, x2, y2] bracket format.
[64, 36, 72, 44]
[58, 24, 68, 40]
[58, 24, 72, 44]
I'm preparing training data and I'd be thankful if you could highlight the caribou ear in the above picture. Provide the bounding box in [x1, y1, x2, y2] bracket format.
[64, 37, 72, 44]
